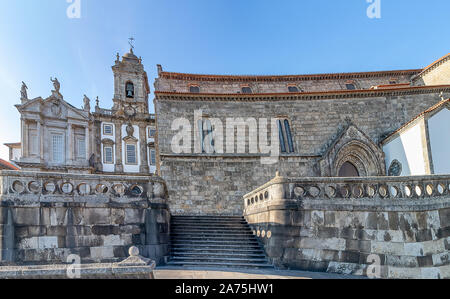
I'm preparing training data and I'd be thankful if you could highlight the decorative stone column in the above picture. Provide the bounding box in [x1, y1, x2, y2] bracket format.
[21, 119, 28, 158]
[114, 122, 124, 172]
[38, 121, 44, 161]
[67, 123, 73, 164]
[85, 125, 90, 161]
[0, 207, 14, 263]
[139, 124, 149, 173]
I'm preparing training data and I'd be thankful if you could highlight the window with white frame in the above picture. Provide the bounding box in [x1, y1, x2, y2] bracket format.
[125, 143, 137, 164]
[148, 127, 156, 138]
[52, 134, 64, 163]
[103, 146, 113, 164]
[103, 124, 113, 135]
[277, 119, 295, 153]
[149, 149, 156, 166]
[77, 137, 86, 159]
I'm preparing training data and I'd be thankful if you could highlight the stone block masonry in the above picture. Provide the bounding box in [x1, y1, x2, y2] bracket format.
[156, 89, 450, 215]
[243, 173, 450, 279]
[0, 170, 170, 266]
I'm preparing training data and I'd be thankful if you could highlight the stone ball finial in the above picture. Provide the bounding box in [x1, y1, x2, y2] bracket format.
[129, 246, 140, 257]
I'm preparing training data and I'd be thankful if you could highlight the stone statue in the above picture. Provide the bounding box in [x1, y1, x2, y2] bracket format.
[83, 95, 91, 111]
[20, 81, 28, 101]
[50, 77, 60, 93]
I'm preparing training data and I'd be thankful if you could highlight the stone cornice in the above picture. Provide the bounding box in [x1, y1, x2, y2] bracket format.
[159, 69, 422, 82]
[155, 85, 450, 102]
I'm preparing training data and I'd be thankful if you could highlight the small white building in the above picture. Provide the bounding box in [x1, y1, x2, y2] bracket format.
[382, 99, 450, 176]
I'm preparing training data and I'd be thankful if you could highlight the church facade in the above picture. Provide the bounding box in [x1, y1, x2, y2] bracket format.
[7, 50, 450, 215]
[14, 49, 157, 176]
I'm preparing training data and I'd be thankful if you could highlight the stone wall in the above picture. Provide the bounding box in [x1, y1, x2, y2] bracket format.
[243, 173, 450, 279]
[0, 170, 170, 266]
[155, 89, 450, 215]
[155, 70, 419, 93]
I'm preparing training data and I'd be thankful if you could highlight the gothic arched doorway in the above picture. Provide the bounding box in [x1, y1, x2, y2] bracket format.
[338, 161, 360, 177]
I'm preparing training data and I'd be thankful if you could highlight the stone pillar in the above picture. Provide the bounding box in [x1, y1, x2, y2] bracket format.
[21, 119, 28, 158]
[144, 208, 169, 265]
[114, 122, 123, 172]
[38, 121, 44, 161]
[0, 207, 15, 263]
[67, 123, 73, 163]
[139, 124, 149, 173]
[85, 125, 90, 160]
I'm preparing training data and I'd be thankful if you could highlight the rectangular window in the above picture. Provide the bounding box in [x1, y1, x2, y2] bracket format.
[148, 127, 156, 138]
[103, 124, 113, 135]
[277, 119, 295, 154]
[77, 138, 86, 159]
[126, 144, 137, 164]
[104, 146, 113, 164]
[52, 134, 64, 163]
[29, 131, 38, 156]
[150, 149, 156, 166]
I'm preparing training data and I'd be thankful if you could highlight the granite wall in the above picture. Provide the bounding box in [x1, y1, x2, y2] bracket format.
[156, 88, 450, 215]
[0, 170, 170, 266]
[243, 173, 450, 279]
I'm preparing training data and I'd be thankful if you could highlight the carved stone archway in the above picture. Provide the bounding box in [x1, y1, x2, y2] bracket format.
[319, 122, 386, 177]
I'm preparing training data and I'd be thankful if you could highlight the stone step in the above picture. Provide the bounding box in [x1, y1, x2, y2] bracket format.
[170, 256, 269, 263]
[170, 248, 265, 255]
[170, 236, 258, 242]
[171, 252, 267, 259]
[173, 216, 244, 220]
[166, 261, 274, 269]
[171, 221, 248, 226]
[170, 244, 263, 250]
[170, 226, 253, 233]
[171, 232, 254, 237]
[171, 240, 260, 246]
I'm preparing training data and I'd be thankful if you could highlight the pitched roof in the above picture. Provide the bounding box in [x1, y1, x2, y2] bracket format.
[413, 53, 450, 80]
[382, 98, 450, 144]
[0, 159, 20, 171]
[4, 142, 21, 148]
[159, 69, 422, 82]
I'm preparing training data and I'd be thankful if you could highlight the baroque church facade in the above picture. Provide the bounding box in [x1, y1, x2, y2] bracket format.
[7, 49, 450, 215]
[15, 48, 157, 175]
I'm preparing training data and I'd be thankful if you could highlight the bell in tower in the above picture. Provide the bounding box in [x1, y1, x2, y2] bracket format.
[111, 39, 150, 115]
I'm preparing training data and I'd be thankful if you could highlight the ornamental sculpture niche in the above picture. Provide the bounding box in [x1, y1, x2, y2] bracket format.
[388, 160, 402, 176]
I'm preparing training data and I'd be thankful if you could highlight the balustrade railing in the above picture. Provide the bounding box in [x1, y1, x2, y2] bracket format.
[244, 173, 450, 209]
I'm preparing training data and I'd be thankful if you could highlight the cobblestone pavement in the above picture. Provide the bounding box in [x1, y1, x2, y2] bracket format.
[154, 266, 366, 279]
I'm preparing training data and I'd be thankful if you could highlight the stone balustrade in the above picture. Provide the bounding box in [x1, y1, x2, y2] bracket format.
[0, 170, 170, 266]
[0, 170, 167, 203]
[243, 173, 450, 279]
[244, 173, 450, 211]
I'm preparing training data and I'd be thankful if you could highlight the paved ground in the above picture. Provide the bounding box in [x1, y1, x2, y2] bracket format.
[154, 266, 366, 279]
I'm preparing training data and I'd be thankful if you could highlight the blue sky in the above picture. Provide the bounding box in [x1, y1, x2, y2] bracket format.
[1, 0, 450, 159]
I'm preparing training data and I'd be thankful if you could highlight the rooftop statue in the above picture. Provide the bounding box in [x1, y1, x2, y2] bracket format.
[20, 81, 28, 101]
[50, 77, 60, 93]
[83, 94, 91, 111]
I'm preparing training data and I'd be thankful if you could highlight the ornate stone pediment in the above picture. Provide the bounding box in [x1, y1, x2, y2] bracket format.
[319, 120, 385, 177]
[123, 135, 138, 143]
[101, 138, 115, 146]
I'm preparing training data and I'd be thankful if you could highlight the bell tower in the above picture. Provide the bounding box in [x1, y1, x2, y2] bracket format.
[111, 41, 150, 116]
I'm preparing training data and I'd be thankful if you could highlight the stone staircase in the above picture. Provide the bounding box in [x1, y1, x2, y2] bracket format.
[167, 216, 274, 269]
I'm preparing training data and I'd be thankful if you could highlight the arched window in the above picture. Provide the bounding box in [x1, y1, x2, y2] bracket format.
[126, 82, 135, 98]
[277, 119, 295, 153]
[189, 85, 200, 93]
[288, 86, 299, 93]
[338, 161, 360, 177]
[241, 86, 252, 94]
[345, 83, 356, 90]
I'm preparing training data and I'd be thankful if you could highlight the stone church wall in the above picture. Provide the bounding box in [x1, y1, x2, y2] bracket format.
[243, 174, 450, 279]
[0, 171, 170, 266]
[156, 90, 448, 215]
